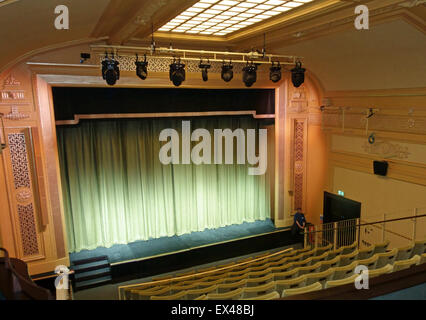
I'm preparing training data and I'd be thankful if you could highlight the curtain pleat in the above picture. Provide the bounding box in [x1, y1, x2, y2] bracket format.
[57, 117, 271, 253]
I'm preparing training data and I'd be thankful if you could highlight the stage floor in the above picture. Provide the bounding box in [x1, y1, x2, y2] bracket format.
[70, 219, 281, 264]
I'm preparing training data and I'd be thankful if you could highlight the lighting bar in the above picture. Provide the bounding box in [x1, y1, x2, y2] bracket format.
[90, 44, 302, 65]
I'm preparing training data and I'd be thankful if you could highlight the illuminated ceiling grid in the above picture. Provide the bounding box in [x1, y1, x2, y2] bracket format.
[158, 0, 314, 36]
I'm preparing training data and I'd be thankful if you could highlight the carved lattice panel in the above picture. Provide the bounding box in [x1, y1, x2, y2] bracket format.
[6, 131, 41, 258]
[293, 120, 306, 211]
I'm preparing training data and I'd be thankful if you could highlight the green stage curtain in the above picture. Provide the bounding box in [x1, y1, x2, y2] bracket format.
[57, 117, 271, 252]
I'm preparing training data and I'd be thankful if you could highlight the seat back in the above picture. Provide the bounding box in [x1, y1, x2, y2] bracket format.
[396, 244, 414, 261]
[411, 239, 426, 257]
[325, 274, 359, 289]
[392, 255, 421, 272]
[421, 253, 426, 265]
[313, 244, 333, 256]
[358, 245, 375, 260]
[272, 268, 299, 281]
[357, 254, 379, 270]
[243, 291, 280, 300]
[247, 268, 271, 279]
[338, 250, 359, 267]
[207, 287, 243, 300]
[326, 247, 344, 260]
[340, 242, 358, 255]
[333, 261, 358, 280]
[241, 282, 276, 299]
[282, 281, 322, 297]
[186, 284, 218, 300]
[297, 262, 322, 276]
[376, 248, 398, 269]
[137, 286, 171, 300]
[319, 256, 340, 272]
[245, 274, 274, 287]
[151, 290, 187, 300]
[373, 240, 390, 254]
[311, 252, 329, 265]
[275, 275, 307, 293]
[366, 264, 393, 278]
[217, 279, 247, 293]
[305, 268, 335, 287]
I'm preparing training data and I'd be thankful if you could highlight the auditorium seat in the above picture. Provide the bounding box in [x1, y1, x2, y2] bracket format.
[243, 291, 280, 300]
[170, 282, 199, 294]
[194, 294, 208, 300]
[275, 275, 307, 293]
[340, 242, 358, 255]
[332, 261, 358, 280]
[313, 244, 333, 256]
[268, 257, 290, 268]
[227, 269, 251, 278]
[324, 274, 359, 289]
[392, 255, 421, 272]
[247, 268, 270, 279]
[310, 252, 329, 264]
[197, 278, 225, 288]
[376, 248, 398, 268]
[420, 253, 426, 264]
[305, 268, 335, 287]
[241, 282, 276, 299]
[357, 254, 379, 270]
[319, 256, 341, 271]
[207, 287, 243, 300]
[326, 247, 344, 260]
[217, 279, 247, 293]
[245, 274, 274, 287]
[281, 282, 322, 297]
[411, 239, 426, 257]
[185, 284, 218, 300]
[270, 262, 294, 273]
[293, 257, 313, 268]
[224, 274, 248, 283]
[136, 286, 171, 300]
[373, 240, 390, 254]
[151, 291, 187, 300]
[338, 250, 359, 267]
[365, 264, 393, 278]
[249, 263, 271, 272]
[396, 244, 414, 261]
[358, 245, 375, 260]
[297, 262, 322, 276]
[273, 268, 300, 281]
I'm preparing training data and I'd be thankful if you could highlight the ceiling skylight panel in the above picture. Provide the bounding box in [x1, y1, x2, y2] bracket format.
[158, 0, 317, 35]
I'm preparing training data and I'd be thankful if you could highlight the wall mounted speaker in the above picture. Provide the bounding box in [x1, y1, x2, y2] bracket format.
[373, 161, 388, 176]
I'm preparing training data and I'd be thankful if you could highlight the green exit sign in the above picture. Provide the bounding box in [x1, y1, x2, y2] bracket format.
[338, 190, 345, 196]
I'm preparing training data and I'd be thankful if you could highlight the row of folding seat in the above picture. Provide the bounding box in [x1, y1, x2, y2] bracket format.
[123, 238, 426, 299]
[147, 253, 426, 300]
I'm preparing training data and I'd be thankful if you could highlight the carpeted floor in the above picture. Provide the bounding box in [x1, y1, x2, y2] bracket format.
[70, 219, 281, 264]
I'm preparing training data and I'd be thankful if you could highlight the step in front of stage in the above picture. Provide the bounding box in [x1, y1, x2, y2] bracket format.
[110, 228, 299, 284]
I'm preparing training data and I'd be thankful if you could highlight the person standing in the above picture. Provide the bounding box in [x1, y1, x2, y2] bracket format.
[291, 208, 306, 243]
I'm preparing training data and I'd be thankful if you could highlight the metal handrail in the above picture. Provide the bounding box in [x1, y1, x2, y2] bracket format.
[304, 214, 426, 235]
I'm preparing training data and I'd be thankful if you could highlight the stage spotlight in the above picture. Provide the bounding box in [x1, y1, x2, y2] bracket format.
[221, 62, 233, 82]
[199, 61, 211, 82]
[269, 62, 282, 83]
[101, 53, 120, 86]
[135, 54, 148, 80]
[242, 62, 257, 87]
[291, 60, 305, 88]
[169, 58, 186, 87]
